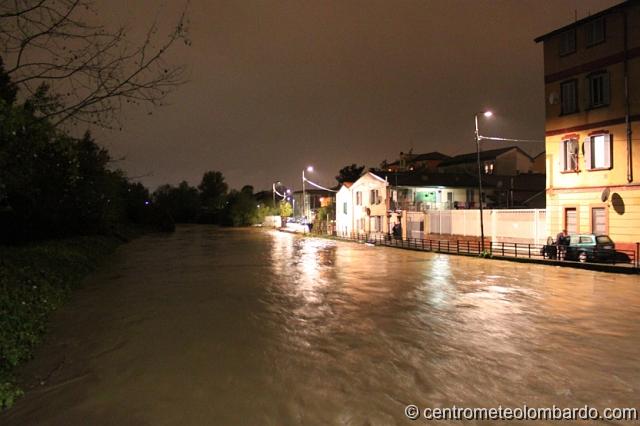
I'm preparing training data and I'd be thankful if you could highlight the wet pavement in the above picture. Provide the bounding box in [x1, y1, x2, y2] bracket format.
[2, 225, 640, 425]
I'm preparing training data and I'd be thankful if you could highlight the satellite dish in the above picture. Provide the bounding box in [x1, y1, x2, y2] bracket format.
[549, 92, 560, 105]
[601, 187, 610, 202]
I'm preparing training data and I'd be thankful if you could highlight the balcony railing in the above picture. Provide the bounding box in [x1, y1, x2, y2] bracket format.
[389, 200, 473, 212]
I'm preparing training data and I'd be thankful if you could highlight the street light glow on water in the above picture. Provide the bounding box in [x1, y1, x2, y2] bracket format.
[3, 226, 639, 425]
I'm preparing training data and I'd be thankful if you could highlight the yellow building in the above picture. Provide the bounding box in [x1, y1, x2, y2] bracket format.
[535, 0, 640, 251]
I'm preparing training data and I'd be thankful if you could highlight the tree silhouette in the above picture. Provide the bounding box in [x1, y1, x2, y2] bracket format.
[0, 0, 190, 128]
[336, 164, 365, 184]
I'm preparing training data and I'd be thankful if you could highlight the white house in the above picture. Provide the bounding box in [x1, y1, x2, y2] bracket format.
[336, 172, 391, 237]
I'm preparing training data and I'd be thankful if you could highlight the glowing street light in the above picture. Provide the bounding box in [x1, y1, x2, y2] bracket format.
[475, 110, 492, 252]
[302, 166, 313, 220]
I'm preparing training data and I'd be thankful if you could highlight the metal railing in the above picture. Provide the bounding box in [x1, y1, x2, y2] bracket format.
[316, 231, 639, 269]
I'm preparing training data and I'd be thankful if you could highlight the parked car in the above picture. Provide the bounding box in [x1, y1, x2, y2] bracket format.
[541, 234, 630, 264]
[564, 234, 630, 263]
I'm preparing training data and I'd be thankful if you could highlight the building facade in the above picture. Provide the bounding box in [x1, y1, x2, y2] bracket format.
[335, 172, 390, 237]
[535, 0, 640, 250]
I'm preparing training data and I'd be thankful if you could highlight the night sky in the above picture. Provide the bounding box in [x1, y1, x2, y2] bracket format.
[93, 0, 619, 192]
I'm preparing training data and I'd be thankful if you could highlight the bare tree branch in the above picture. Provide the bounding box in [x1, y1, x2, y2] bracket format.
[0, 0, 190, 129]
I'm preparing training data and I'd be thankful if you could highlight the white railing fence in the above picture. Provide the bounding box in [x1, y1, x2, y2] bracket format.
[426, 209, 547, 245]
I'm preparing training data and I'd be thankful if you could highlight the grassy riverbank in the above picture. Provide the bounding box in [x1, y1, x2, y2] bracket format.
[0, 233, 133, 409]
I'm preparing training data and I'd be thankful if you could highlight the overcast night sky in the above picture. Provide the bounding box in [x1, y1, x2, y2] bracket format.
[93, 0, 620, 192]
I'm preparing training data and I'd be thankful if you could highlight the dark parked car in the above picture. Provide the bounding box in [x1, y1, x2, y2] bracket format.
[542, 234, 631, 264]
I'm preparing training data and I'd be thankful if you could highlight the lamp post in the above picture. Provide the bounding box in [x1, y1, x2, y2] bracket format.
[272, 181, 281, 208]
[302, 166, 313, 220]
[475, 110, 492, 252]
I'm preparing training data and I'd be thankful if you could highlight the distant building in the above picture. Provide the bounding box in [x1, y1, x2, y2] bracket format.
[531, 151, 546, 174]
[535, 0, 640, 250]
[382, 151, 450, 173]
[437, 146, 535, 176]
[335, 169, 545, 238]
[336, 172, 389, 237]
[292, 189, 335, 219]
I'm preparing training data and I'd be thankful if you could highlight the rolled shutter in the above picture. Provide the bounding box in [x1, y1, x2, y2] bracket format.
[583, 137, 592, 170]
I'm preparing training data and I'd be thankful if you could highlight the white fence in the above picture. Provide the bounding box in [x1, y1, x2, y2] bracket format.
[427, 209, 547, 245]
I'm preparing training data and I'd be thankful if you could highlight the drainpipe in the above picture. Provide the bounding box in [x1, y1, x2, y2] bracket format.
[624, 9, 633, 182]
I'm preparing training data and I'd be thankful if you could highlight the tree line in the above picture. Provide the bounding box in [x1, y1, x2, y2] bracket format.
[0, 58, 279, 244]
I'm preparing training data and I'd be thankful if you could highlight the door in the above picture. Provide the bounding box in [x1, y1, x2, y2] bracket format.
[591, 207, 606, 235]
[565, 208, 577, 234]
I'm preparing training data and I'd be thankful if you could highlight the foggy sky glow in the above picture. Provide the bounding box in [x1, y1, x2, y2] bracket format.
[93, 0, 619, 191]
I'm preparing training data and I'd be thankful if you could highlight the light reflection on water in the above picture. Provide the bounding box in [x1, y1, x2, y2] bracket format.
[3, 226, 639, 426]
[262, 230, 640, 424]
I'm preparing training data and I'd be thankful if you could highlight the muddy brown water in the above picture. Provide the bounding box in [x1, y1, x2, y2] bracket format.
[2, 225, 639, 425]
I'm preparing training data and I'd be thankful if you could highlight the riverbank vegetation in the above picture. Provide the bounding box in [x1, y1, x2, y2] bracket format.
[0, 236, 130, 409]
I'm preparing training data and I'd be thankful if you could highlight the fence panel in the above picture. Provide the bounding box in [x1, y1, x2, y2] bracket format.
[426, 209, 546, 244]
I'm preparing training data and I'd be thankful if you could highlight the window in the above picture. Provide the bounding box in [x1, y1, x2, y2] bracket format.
[342, 202, 347, 215]
[591, 207, 606, 235]
[584, 134, 612, 170]
[372, 216, 382, 232]
[587, 72, 610, 108]
[483, 161, 494, 174]
[565, 208, 577, 234]
[559, 29, 576, 56]
[585, 18, 605, 46]
[560, 139, 579, 171]
[369, 189, 381, 205]
[356, 191, 362, 206]
[359, 217, 365, 231]
[560, 80, 578, 114]
[466, 189, 474, 205]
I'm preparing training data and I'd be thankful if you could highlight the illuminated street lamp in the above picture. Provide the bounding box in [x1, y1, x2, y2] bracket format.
[475, 110, 492, 252]
[302, 166, 313, 220]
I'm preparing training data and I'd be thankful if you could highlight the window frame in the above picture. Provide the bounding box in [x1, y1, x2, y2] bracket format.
[560, 79, 579, 115]
[585, 133, 613, 171]
[560, 138, 579, 173]
[590, 206, 608, 235]
[558, 29, 577, 56]
[585, 17, 606, 47]
[586, 71, 610, 109]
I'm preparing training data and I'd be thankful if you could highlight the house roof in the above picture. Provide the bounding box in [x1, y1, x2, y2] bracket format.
[386, 151, 450, 166]
[411, 152, 451, 162]
[437, 146, 531, 168]
[533, 151, 545, 159]
[378, 171, 481, 188]
[534, 0, 635, 43]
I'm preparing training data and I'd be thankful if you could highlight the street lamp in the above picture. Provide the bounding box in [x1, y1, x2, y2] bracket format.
[302, 166, 313, 220]
[475, 110, 492, 253]
[272, 181, 282, 208]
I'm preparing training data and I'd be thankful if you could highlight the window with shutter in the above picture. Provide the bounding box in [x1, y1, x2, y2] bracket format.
[583, 138, 592, 170]
[559, 30, 576, 56]
[560, 80, 578, 114]
[588, 134, 612, 170]
[587, 72, 610, 108]
[561, 139, 578, 171]
[585, 18, 605, 46]
[591, 207, 606, 234]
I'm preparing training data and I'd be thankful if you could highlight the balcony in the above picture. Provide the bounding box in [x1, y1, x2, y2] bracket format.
[389, 200, 469, 212]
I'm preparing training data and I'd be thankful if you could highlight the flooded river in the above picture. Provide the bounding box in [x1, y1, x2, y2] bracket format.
[3, 226, 640, 425]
